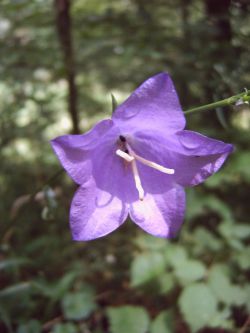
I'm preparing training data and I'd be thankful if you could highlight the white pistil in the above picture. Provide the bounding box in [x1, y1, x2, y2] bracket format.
[131, 159, 144, 201]
[116, 149, 135, 162]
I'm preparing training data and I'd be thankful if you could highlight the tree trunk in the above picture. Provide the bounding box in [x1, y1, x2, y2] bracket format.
[54, 0, 79, 134]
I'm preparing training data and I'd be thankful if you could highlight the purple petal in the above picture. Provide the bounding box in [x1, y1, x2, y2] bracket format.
[91, 138, 139, 202]
[129, 185, 185, 238]
[50, 119, 114, 184]
[70, 177, 129, 241]
[173, 130, 233, 186]
[112, 73, 185, 134]
[132, 130, 233, 187]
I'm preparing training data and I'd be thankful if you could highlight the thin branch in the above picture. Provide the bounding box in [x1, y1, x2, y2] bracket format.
[184, 89, 250, 114]
[54, 0, 79, 134]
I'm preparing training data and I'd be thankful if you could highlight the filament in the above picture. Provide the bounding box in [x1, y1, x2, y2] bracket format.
[116, 149, 134, 162]
[126, 144, 175, 175]
[131, 159, 144, 201]
[132, 153, 175, 174]
[116, 140, 175, 202]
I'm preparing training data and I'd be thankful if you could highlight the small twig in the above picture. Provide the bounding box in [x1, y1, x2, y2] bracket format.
[184, 89, 250, 115]
[42, 315, 62, 331]
[239, 315, 250, 333]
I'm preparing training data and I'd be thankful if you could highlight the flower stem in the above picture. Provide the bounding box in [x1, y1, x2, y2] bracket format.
[184, 89, 250, 115]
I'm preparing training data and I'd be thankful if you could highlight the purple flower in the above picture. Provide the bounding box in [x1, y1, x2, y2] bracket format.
[51, 73, 233, 241]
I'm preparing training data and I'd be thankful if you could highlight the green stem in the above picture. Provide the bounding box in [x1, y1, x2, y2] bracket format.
[184, 90, 250, 115]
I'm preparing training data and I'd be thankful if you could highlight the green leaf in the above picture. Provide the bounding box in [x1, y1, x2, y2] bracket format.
[174, 260, 206, 285]
[164, 245, 187, 269]
[62, 290, 96, 320]
[208, 308, 234, 330]
[193, 228, 222, 253]
[233, 247, 250, 270]
[17, 320, 41, 333]
[157, 273, 175, 294]
[0, 303, 12, 333]
[208, 264, 247, 306]
[134, 234, 167, 251]
[0, 282, 31, 298]
[0, 258, 30, 271]
[52, 323, 78, 333]
[107, 306, 150, 333]
[111, 93, 118, 113]
[244, 285, 250, 312]
[131, 253, 166, 287]
[207, 265, 232, 304]
[179, 283, 218, 333]
[151, 310, 174, 333]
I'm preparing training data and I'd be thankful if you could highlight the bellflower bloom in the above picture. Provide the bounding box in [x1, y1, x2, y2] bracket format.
[51, 73, 233, 241]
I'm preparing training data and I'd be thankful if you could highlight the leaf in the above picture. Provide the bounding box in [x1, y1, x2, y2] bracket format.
[233, 247, 250, 270]
[208, 264, 247, 306]
[179, 283, 218, 333]
[111, 93, 118, 113]
[107, 306, 150, 333]
[62, 290, 96, 320]
[193, 228, 222, 253]
[0, 282, 31, 298]
[17, 320, 41, 333]
[157, 273, 175, 294]
[52, 323, 78, 333]
[134, 234, 167, 251]
[208, 308, 234, 330]
[0, 258, 30, 271]
[151, 310, 174, 333]
[219, 222, 250, 242]
[131, 253, 166, 287]
[174, 260, 206, 285]
[216, 107, 228, 129]
[207, 265, 232, 304]
[33, 271, 79, 300]
[0, 303, 12, 333]
[245, 285, 250, 312]
[164, 245, 187, 269]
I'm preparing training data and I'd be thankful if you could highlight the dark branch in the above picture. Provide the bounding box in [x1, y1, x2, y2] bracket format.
[54, 0, 79, 134]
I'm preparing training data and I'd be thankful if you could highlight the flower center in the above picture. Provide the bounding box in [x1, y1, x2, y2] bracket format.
[116, 135, 175, 201]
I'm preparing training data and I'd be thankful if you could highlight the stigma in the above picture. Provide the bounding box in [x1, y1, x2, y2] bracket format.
[115, 136, 175, 201]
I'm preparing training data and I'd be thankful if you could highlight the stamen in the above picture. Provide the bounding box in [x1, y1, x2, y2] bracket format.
[119, 135, 126, 142]
[116, 149, 134, 162]
[131, 159, 144, 201]
[116, 141, 174, 202]
[133, 153, 175, 174]
[126, 145, 175, 175]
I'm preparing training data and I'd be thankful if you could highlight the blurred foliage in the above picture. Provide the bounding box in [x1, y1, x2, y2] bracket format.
[0, 0, 250, 332]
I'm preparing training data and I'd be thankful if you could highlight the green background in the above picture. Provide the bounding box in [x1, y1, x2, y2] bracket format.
[0, 0, 250, 332]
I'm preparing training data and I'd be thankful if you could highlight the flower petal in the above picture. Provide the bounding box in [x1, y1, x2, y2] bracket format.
[112, 73, 185, 134]
[132, 130, 233, 187]
[173, 130, 234, 186]
[129, 184, 185, 238]
[50, 119, 114, 184]
[70, 177, 129, 241]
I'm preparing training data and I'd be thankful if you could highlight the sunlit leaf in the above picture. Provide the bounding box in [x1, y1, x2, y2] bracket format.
[179, 283, 218, 332]
[151, 310, 174, 333]
[131, 253, 166, 287]
[62, 290, 96, 320]
[107, 306, 150, 333]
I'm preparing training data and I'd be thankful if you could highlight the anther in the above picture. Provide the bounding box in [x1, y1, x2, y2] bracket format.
[119, 135, 126, 142]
